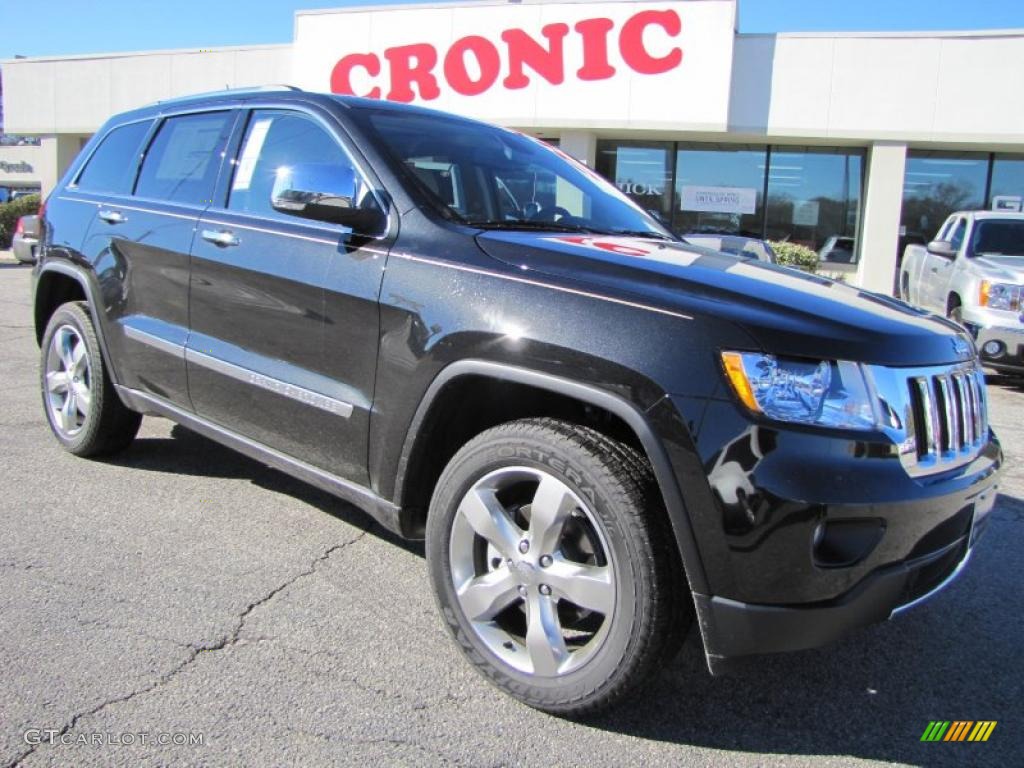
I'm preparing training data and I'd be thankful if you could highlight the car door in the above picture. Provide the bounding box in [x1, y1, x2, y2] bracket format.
[78, 110, 235, 406]
[186, 106, 389, 485]
[923, 217, 965, 312]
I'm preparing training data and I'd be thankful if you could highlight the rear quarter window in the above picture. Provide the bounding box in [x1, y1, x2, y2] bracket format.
[74, 121, 151, 195]
[135, 112, 233, 206]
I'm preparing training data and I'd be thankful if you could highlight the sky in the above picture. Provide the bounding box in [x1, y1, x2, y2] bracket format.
[1, 0, 1023, 60]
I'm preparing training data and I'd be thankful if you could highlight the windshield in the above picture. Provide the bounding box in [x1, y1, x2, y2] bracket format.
[969, 220, 1024, 257]
[356, 108, 673, 239]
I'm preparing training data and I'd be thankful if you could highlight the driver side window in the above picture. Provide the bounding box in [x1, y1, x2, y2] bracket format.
[947, 218, 967, 252]
[229, 110, 371, 221]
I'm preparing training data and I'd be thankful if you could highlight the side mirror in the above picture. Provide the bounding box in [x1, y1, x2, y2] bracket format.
[926, 240, 957, 259]
[271, 164, 384, 234]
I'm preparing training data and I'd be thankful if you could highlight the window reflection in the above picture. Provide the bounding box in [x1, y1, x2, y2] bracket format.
[765, 148, 863, 259]
[900, 151, 988, 248]
[674, 144, 766, 238]
[594, 142, 673, 226]
[594, 139, 866, 262]
[990, 154, 1024, 212]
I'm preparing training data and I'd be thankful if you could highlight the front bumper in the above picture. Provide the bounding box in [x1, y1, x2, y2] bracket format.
[660, 394, 1002, 672]
[961, 306, 1024, 373]
[697, 489, 994, 671]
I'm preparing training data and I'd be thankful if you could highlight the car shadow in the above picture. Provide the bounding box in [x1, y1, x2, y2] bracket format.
[105, 423, 1020, 766]
[585, 493, 1023, 767]
[985, 372, 1024, 392]
[0, 261, 32, 269]
[102, 423, 424, 557]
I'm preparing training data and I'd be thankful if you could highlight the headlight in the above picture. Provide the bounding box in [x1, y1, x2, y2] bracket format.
[721, 351, 878, 430]
[979, 281, 1021, 311]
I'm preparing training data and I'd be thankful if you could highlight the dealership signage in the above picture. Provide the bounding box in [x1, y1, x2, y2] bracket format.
[293, 1, 736, 129]
[680, 185, 756, 214]
[0, 160, 33, 174]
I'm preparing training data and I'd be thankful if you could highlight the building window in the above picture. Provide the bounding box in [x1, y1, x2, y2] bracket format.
[595, 141, 673, 226]
[595, 140, 865, 261]
[765, 147, 863, 261]
[900, 151, 989, 248]
[674, 143, 767, 238]
[989, 154, 1024, 212]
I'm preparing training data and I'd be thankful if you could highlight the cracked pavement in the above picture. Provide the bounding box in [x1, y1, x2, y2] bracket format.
[0, 261, 1022, 767]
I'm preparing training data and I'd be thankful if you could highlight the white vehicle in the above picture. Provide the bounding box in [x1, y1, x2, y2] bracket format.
[900, 211, 1024, 375]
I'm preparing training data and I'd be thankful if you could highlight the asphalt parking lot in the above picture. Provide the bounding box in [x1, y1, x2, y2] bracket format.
[1, 258, 1021, 767]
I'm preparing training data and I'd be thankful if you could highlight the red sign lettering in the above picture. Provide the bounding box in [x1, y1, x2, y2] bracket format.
[329, 9, 683, 103]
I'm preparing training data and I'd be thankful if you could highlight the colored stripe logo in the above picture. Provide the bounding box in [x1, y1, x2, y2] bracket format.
[921, 721, 997, 742]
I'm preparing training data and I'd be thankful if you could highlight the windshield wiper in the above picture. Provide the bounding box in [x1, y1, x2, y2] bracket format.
[595, 228, 677, 242]
[467, 219, 598, 234]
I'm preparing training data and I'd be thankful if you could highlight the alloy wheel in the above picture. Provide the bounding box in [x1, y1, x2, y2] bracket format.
[448, 466, 616, 677]
[45, 324, 92, 436]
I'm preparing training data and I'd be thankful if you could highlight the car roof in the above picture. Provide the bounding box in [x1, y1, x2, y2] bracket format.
[953, 210, 1024, 220]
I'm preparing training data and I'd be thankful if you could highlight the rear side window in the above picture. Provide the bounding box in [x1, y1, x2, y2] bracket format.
[75, 121, 151, 194]
[135, 112, 232, 205]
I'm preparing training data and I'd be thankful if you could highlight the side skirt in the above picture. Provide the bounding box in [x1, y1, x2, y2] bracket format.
[116, 385, 404, 537]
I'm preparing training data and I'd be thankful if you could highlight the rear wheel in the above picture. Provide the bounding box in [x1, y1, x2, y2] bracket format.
[426, 417, 690, 716]
[40, 302, 141, 456]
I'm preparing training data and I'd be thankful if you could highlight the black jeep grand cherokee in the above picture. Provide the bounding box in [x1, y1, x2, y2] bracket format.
[33, 87, 1001, 715]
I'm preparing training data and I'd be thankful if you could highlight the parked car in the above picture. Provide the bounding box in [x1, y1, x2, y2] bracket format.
[900, 211, 1024, 375]
[681, 233, 776, 263]
[33, 88, 1001, 715]
[12, 214, 39, 263]
[818, 235, 856, 264]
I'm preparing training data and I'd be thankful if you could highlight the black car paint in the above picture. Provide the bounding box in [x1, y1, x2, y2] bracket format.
[33, 91, 1002, 670]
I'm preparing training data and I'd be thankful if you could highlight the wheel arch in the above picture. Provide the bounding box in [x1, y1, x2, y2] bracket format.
[947, 290, 963, 315]
[392, 359, 710, 595]
[35, 262, 121, 388]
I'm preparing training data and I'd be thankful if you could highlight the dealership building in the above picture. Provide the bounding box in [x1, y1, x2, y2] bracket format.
[1, 0, 1022, 292]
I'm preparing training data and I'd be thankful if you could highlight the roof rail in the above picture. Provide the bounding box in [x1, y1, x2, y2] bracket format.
[156, 84, 303, 105]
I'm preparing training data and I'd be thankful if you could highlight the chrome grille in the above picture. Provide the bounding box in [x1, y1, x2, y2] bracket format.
[906, 366, 988, 471]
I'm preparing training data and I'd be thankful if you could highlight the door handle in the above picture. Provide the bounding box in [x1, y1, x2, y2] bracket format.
[98, 209, 126, 225]
[201, 229, 240, 248]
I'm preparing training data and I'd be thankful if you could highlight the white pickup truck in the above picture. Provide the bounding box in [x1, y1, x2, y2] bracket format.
[900, 211, 1024, 375]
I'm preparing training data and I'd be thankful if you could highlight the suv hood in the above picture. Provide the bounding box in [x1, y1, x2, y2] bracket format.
[476, 231, 975, 367]
[972, 255, 1024, 282]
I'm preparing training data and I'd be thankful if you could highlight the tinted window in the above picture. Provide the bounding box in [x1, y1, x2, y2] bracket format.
[970, 220, 1024, 257]
[75, 121, 150, 194]
[135, 112, 232, 205]
[229, 110, 369, 220]
[361, 110, 668, 237]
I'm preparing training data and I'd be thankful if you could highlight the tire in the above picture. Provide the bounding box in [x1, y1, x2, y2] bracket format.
[900, 273, 910, 302]
[39, 301, 141, 456]
[426, 417, 691, 716]
[948, 299, 964, 327]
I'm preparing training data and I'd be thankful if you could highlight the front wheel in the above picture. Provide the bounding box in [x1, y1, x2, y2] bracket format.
[426, 418, 689, 716]
[40, 301, 141, 456]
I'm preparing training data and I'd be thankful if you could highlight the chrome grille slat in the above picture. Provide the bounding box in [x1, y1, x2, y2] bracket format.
[899, 363, 988, 475]
[936, 376, 953, 454]
[946, 375, 961, 452]
[915, 377, 938, 456]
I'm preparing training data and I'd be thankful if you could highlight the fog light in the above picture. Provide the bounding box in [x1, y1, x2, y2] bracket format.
[982, 340, 1005, 357]
[813, 519, 886, 568]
